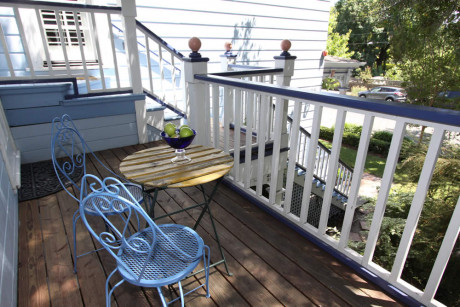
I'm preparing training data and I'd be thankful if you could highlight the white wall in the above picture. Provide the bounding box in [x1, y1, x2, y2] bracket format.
[0, 154, 18, 307]
[132, 0, 332, 90]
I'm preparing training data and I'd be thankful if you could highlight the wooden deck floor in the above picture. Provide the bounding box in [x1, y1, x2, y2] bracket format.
[17, 141, 405, 307]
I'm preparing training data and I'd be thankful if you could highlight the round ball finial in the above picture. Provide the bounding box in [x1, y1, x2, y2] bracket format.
[281, 39, 291, 52]
[280, 39, 292, 56]
[188, 37, 202, 58]
[189, 37, 202, 52]
[224, 41, 232, 52]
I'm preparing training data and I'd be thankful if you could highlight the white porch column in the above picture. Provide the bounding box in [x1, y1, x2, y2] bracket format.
[184, 37, 210, 146]
[120, 0, 148, 143]
[274, 40, 296, 203]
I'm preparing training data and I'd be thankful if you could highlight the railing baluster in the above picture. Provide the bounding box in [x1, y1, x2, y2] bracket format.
[107, 13, 120, 89]
[256, 94, 269, 197]
[268, 95, 284, 205]
[0, 24, 14, 77]
[212, 84, 220, 148]
[421, 196, 460, 304]
[233, 89, 242, 182]
[55, 9, 71, 75]
[90, 12, 106, 90]
[75, 11, 90, 90]
[300, 105, 323, 224]
[363, 120, 407, 267]
[144, 34, 154, 93]
[223, 86, 232, 153]
[339, 115, 374, 250]
[318, 109, 346, 234]
[14, 8, 35, 77]
[35, 8, 54, 75]
[244, 91, 255, 189]
[284, 100, 302, 214]
[389, 128, 445, 283]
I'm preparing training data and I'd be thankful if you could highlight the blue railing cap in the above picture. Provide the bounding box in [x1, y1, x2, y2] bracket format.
[195, 74, 460, 128]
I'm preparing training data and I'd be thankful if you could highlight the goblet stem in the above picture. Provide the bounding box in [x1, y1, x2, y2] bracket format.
[171, 148, 191, 163]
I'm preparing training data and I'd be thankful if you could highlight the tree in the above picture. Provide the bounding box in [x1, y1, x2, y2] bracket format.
[326, 7, 355, 58]
[378, 0, 460, 140]
[334, 0, 390, 72]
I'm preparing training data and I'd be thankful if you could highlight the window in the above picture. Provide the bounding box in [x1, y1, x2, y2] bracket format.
[41, 9, 85, 46]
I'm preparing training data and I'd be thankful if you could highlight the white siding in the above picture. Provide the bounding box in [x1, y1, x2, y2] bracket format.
[133, 0, 331, 90]
[0, 137, 19, 307]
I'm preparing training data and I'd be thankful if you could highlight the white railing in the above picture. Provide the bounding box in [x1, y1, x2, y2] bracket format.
[213, 68, 354, 199]
[194, 72, 460, 307]
[0, 1, 185, 113]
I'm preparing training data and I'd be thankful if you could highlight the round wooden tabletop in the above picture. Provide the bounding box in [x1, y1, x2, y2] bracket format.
[119, 144, 234, 188]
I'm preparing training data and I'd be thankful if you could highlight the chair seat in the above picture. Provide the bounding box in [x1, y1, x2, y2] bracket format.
[117, 224, 203, 287]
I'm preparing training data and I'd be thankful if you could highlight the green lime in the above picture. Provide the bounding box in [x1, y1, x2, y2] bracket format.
[179, 127, 194, 138]
[164, 123, 176, 137]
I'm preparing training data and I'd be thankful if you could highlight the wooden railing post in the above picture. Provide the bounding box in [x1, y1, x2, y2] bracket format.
[184, 37, 210, 146]
[120, 0, 148, 143]
[220, 41, 237, 71]
[273, 40, 296, 203]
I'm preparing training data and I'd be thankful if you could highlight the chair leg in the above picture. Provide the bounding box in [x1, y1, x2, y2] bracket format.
[157, 287, 168, 307]
[72, 210, 80, 273]
[178, 281, 185, 307]
[106, 268, 123, 307]
[203, 245, 211, 298]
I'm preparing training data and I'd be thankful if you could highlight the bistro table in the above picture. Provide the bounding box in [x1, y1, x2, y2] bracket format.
[119, 144, 234, 274]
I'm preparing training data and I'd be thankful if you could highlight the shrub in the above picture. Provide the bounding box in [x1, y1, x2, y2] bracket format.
[342, 132, 360, 147]
[344, 123, 362, 135]
[322, 77, 340, 90]
[351, 86, 368, 96]
[319, 126, 334, 141]
[369, 138, 391, 156]
[372, 130, 393, 142]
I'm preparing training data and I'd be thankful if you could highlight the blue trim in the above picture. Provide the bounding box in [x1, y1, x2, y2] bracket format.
[223, 179, 424, 307]
[183, 56, 210, 63]
[274, 55, 297, 60]
[0, 0, 121, 12]
[195, 74, 460, 127]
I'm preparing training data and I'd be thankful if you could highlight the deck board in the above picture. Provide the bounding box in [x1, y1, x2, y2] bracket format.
[17, 140, 406, 307]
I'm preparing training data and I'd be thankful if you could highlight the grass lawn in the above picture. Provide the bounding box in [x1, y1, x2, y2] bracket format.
[320, 139, 407, 183]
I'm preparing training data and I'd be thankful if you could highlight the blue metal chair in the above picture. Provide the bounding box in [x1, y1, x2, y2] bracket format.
[79, 174, 211, 307]
[51, 114, 150, 272]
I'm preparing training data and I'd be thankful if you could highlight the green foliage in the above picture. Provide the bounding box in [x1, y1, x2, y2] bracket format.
[322, 77, 341, 90]
[378, 0, 460, 109]
[334, 0, 390, 70]
[372, 130, 393, 143]
[369, 138, 391, 156]
[384, 63, 404, 81]
[319, 126, 334, 141]
[399, 143, 460, 196]
[351, 85, 368, 96]
[355, 66, 373, 82]
[344, 123, 362, 135]
[326, 8, 355, 58]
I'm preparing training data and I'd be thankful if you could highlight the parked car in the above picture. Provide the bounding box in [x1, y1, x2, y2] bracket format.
[358, 86, 407, 102]
[435, 90, 460, 110]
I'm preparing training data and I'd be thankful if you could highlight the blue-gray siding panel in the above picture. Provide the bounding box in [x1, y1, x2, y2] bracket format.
[12, 114, 139, 163]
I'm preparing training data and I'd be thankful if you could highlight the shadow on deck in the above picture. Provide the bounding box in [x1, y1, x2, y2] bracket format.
[17, 141, 405, 306]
